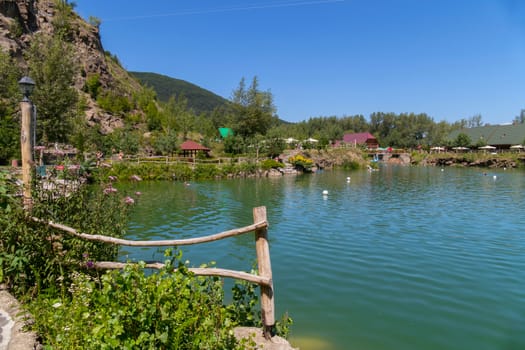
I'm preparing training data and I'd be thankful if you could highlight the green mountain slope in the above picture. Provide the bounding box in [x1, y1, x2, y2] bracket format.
[130, 71, 229, 115]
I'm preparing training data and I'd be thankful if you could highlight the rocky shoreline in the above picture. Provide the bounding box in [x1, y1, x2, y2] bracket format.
[419, 155, 525, 168]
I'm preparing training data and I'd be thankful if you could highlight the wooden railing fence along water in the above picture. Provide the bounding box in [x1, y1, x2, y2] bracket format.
[31, 206, 276, 339]
[116, 155, 253, 166]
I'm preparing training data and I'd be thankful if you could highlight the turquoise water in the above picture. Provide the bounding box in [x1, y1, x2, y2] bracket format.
[122, 166, 525, 350]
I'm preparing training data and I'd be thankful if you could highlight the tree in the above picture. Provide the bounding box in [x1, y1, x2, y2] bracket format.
[153, 132, 178, 156]
[466, 114, 483, 128]
[159, 94, 195, 140]
[223, 135, 245, 155]
[369, 112, 434, 148]
[513, 109, 525, 124]
[454, 133, 471, 147]
[194, 113, 216, 141]
[264, 135, 285, 158]
[230, 77, 277, 139]
[0, 50, 21, 163]
[427, 121, 453, 147]
[177, 108, 195, 141]
[27, 34, 78, 144]
[369, 112, 396, 144]
[53, 0, 77, 39]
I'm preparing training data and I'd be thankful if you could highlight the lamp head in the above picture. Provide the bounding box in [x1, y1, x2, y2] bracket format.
[18, 76, 36, 101]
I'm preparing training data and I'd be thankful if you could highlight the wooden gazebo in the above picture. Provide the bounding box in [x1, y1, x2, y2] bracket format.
[180, 140, 210, 158]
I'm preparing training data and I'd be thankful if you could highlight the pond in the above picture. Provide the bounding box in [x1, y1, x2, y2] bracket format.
[121, 165, 525, 350]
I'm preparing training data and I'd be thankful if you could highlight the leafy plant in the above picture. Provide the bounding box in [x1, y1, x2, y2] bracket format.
[341, 159, 360, 170]
[260, 159, 284, 170]
[454, 132, 472, 147]
[0, 169, 130, 297]
[0, 50, 21, 164]
[27, 33, 79, 144]
[97, 90, 132, 114]
[29, 251, 273, 349]
[84, 73, 102, 99]
[288, 154, 314, 172]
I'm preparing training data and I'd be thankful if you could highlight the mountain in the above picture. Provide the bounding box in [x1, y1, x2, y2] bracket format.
[130, 72, 229, 115]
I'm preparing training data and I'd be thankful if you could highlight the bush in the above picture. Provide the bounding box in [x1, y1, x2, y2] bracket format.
[97, 91, 132, 114]
[194, 164, 221, 179]
[29, 254, 243, 350]
[260, 159, 284, 170]
[0, 170, 130, 297]
[340, 159, 360, 170]
[84, 73, 101, 99]
[288, 154, 314, 172]
[97, 160, 268, 182]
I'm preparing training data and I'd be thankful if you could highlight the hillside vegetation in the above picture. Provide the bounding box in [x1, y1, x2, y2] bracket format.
[130, 71, 229, 115]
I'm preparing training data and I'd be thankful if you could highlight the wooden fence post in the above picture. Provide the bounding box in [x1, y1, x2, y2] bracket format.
[20, 99, 33, 210]
[253, 206, 275, 339]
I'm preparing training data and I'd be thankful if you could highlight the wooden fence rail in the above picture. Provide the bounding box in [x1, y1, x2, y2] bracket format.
[116, 155, 255, 166]
[31, 206, 275, 338]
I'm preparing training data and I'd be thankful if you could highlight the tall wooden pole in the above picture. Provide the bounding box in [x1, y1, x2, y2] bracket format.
[253, 206, 275, 339]
[20, 99, 34, 209]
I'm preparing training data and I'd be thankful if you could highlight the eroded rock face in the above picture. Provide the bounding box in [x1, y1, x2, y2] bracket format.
[0, 0, 142, 133]
[0, 0, 38, 33]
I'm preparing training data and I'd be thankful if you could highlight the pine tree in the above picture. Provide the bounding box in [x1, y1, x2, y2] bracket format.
[230, 77, 277, 139]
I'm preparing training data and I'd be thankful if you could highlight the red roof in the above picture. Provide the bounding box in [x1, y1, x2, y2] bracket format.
[180, 140, 210, 151]
[342, 132, 377, 144]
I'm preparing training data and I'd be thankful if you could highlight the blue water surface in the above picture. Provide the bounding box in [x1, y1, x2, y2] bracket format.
[122, 166, 525, 350]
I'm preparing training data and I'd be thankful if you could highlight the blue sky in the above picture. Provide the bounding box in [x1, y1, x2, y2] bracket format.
[74, 0, 525, 125]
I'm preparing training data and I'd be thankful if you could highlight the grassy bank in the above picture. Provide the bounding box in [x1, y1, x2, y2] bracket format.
[90, 148, 369, 182]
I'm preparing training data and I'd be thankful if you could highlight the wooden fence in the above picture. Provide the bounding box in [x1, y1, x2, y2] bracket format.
[114, 155, 255, 166]
[32, 206, 275, 338]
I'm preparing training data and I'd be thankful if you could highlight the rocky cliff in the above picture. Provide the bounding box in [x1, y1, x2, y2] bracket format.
[0, 0, 142, 133]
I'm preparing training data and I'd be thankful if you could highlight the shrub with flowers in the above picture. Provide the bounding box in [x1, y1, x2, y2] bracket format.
[0, 169, 132, 297]
[288, 154, 314, 172]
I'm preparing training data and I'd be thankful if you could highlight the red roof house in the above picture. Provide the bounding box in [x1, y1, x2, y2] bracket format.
[180, 140, 211, 157]
[340, 132, 379, 149]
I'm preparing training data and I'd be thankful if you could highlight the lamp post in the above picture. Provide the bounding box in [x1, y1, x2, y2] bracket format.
[19, 76, 36, 209]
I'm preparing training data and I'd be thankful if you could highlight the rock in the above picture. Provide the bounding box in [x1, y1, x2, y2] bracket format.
[267, 168, 283, 177]
[0, 0, 143, 135]
[233, 327, 297, 350]
[0, 286, 38, 350]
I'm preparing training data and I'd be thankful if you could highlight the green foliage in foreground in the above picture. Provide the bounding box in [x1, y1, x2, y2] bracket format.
[27, 250, 291, 350]
[0, 173, 129, 297]
[0, 170, 292, 348]
[29, 254, 250, 349]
